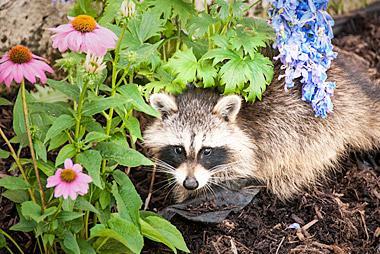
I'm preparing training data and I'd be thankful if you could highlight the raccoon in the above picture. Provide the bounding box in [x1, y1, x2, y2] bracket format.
[142, 49, 380, 202]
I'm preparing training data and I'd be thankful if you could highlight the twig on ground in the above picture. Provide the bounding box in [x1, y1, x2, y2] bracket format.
[275, 237, 285, 254]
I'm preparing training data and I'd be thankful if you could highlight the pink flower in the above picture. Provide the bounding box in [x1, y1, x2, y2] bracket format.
[47, 159, 92, 200]
[50, 15, 118, 56]
[0, 45, 54, 87]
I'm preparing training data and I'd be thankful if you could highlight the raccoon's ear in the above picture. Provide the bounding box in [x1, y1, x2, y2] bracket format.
[150, 93, 178, 119]
[213, 95, 242, 122]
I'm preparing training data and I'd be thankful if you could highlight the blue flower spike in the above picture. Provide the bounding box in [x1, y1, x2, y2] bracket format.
[269, 0, 337, 118]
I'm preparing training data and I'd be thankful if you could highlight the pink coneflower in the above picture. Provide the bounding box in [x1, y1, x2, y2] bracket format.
[50, 15, 118, 56]
[0, 45, 54, 87]
[47, 159, 92, 200]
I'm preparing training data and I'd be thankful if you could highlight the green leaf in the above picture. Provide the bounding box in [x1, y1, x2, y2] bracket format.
[21, 201, 42, 222]
[99, 191, 111, 210]
[140, 219, 176, 253]
[57, 211, 84, 222]
[42, 234, 55, 248]
[82, 96, 128, 116]
[37, 160, 55, 176]
[96, 142, 153, 167]
[201, 48, 239, 66]
[48, 132, 68, 151]
[111, 183, 131, 221]
[165, 48, 198, 85]
[44, 114, 75, 144]
[118, 84, 159, 117]
[0, 176, 30, 190]
[2, 189, 29, 203]
[108, 215, 144, 254]
[84, 132, 110, 144]
[113, 171, 142, 225]
[124, 116, 142, 141]
[197, 60, 217, 88]
[47, 79, 80, 102]
[63, 231, 80, 254]
[0, 97, 12, 106]
[229, 28, 268, 57]
[77, 150, 103, 189]
[90, 225, 132, 252]
[219, 57, 251, 94]
[77, 239, 96, 254]
[0, 234, 6, 248]
[34, 139, 47, 162]
[10, 219, 36, 232]
[126, 11, 164, 47]
[98, 0, 123, 25]
[55, 144, 76, 167]
[245, 53, 274, 101]
[75, 197, 100, 215]
[0, 149, 10, 159]
[187, 13, 215, 38]
[140, 213, 189, 253]
[146, 0, 195, 24]
[13, 89, 26, 144]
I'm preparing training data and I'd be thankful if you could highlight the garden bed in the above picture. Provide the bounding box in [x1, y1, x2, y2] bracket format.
[1, 3, 380, 254]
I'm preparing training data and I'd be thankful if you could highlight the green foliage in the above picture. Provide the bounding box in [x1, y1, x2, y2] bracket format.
[0, 0, 275, 253]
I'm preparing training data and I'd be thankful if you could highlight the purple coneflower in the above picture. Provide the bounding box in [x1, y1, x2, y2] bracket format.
[50, 15, 118, 56]
[47, 159, 92, 200]
[0, 45, 53, 87]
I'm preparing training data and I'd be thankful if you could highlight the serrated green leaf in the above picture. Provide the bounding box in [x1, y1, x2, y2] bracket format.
[90, 225, 133, 252]
[77, 150, 103, 189]
[44, 114, 75, 144]
[201, 48, 239, 66]
[55, 144, 77, 167]
[219, 57, 251, 94]
[165, 48, 198, 85]
[47, 79, 80, 102]
[21, 201, 41, 222]
[145, 0, 195, 24]
[111, 182, 131, 221]
[245, 53, 273, 101]
[48, 132, 68, 151]
[98, 0, 123, 25]
[197, 60, 217, 88]
[230, 28, 267, 57]
[99, 191, 111, 210]
[187, 13, 215, 37]
[77, 239, 96, 254]
[0, 176, 30, 190]
[96, 141, 153, 167]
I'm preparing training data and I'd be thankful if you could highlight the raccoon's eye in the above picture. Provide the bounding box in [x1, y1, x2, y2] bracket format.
[174, 146, 184, 155]
[202, 147, 212, 156]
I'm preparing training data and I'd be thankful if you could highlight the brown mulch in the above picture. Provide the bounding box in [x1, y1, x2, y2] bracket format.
[0, 8, 380, 254]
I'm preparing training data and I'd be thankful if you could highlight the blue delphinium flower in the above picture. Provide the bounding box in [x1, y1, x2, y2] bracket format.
[269, 0, 337, 118]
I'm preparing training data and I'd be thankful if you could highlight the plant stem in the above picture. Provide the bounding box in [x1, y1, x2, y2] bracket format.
[101, 24, 127, 174]
[243, 0, 261, 13]
[20, 80, 46, 210]
[74, 80, 89, 144]
[0, 228, 24, 254]
[0, 127, 36, 203]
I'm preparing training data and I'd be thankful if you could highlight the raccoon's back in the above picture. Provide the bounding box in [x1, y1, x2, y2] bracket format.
[238, 49, 380, 198]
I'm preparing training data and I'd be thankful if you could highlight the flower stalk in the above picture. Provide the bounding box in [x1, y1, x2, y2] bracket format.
[75, 80, 89, 144]
[102, 24, 127, 174]
[0, 127, 36, 203]
[21, 80, 46, 210]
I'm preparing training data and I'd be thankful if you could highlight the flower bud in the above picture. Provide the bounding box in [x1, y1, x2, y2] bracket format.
[84, 53, 106, 74]
[121, 0, 136, 18]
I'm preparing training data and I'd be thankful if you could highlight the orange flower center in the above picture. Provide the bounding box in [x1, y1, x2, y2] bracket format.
[60, 169, 77, 183]
[8, 45, 32, 64]
[71, 15, 97, 33]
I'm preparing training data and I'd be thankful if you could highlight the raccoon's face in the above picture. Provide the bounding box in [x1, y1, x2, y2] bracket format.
[143, 90, 254, 198]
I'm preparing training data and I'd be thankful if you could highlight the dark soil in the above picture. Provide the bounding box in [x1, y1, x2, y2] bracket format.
[1, 7, 380, 254]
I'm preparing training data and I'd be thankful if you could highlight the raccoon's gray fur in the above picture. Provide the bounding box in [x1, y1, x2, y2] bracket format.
[143, 49, 380, 202]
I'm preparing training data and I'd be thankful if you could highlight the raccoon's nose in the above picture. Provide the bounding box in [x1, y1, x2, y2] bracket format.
[183, 176, 199, 190]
